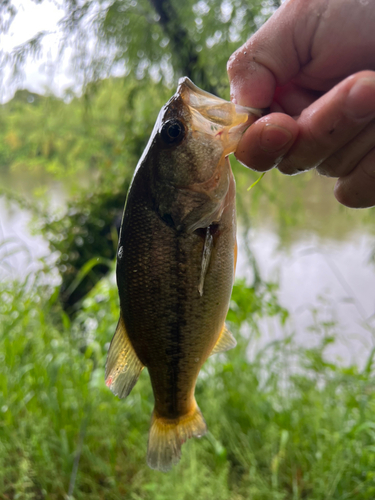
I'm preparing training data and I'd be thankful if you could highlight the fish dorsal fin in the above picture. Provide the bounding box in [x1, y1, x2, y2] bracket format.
[210, 323, 237, 356]
[105, 313, 144, 399]
[198, 227, 213, 296]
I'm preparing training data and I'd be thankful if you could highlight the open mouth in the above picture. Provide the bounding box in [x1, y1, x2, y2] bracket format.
[177, 77, 267, 155]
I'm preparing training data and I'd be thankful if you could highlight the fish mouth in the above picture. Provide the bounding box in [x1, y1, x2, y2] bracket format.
[177, 77, 267, 155]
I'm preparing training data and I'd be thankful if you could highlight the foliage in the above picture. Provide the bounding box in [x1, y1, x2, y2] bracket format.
[44, 187, 125, 312]
[1, 75, 374, 313]
[0, 76, 173, 310]
[2, 0, 373, 313]
[0, 78, 170, 187]
[1, 268, 375, 499]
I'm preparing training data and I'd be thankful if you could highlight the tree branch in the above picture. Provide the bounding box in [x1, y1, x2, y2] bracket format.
[149, 0, 217, 94]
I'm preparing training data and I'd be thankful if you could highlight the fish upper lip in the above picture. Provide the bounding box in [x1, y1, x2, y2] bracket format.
[178, 76, 267, 121]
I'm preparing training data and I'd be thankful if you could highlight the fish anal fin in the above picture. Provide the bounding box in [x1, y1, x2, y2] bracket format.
[210, 323, 237, 356]
[105, 313, 144, 399]
[147, 403, 207, 472]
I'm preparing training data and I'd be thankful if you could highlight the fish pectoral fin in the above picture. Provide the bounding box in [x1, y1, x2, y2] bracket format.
[105, 313, 144, 399]
[147, 403, 207, 472]
[198, 226, 213, 296]
[210, 323, 237, 356]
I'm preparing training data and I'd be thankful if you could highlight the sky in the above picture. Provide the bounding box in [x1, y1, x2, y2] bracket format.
[0, 0, 281, 103]
[1, 0, 75, 103]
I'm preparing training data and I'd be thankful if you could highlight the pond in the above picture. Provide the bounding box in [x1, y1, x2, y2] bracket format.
[1, 169, 375, 366]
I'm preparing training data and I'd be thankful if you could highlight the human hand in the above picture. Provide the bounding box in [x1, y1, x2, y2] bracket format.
[227, 0, 375, 208]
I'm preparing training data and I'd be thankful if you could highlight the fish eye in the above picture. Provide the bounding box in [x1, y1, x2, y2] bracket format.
[161, 119, 185, 145]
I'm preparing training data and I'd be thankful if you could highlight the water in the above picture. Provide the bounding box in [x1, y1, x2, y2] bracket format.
[0, 172, 65, 282]
[1, 173, 375, 365]
[238, 228, 375, 366]
[0, 197, 49, 279]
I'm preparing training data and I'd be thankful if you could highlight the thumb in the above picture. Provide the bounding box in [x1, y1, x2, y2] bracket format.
[227, 0, 322, 108]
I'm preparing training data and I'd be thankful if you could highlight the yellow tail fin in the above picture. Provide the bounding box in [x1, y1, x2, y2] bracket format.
[147, 404, 207, 472]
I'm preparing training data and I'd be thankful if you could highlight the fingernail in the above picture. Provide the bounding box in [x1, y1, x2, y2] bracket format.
[346, 77, 375, 119]
[259, 124, 293, 153]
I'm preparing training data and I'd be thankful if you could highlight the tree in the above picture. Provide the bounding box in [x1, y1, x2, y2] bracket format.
[1, 0, 279, 312]
[2, 0, 279, 97]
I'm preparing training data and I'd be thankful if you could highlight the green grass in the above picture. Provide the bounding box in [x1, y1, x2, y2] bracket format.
[1, 269, 375, 499]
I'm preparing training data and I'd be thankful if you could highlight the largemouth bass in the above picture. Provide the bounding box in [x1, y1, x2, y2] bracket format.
[105, 78, 264, 472]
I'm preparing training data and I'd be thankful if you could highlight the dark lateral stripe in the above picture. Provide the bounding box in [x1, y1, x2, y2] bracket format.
[165, 232, 189, 416]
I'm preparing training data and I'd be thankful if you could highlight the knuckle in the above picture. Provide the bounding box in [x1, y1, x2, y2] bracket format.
[361, 149, 375, 180]
[334, 185, 357, 208]
[277, 156, 306, 176]
[303, 115, 333, 150]
[316, 151, 345, 177]
[227, 48, 246, 75]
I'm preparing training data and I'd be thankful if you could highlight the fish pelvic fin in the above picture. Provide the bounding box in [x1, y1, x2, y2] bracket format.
[147, 403, 207, 472]
[105, 313, 144, 399]
[210, 323, 237, 356]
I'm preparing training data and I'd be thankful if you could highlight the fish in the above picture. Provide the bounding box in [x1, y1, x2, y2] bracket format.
[105, 77, 264, 472]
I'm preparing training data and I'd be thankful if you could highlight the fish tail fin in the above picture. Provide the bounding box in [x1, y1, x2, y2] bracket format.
[147, 403, 207, 472]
